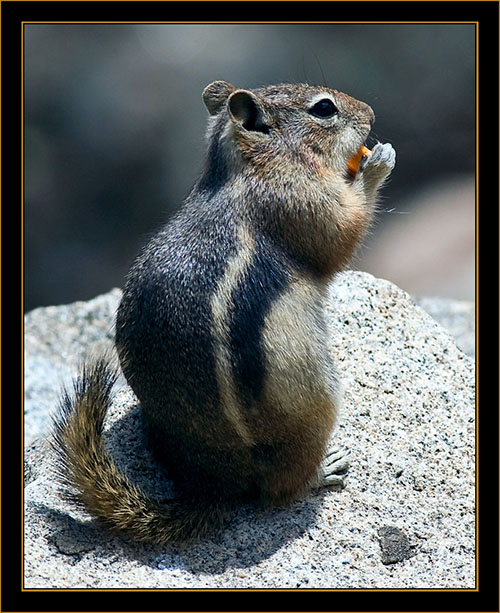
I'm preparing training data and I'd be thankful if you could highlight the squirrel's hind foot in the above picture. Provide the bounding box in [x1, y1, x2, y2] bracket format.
[315, 445, 351, 490]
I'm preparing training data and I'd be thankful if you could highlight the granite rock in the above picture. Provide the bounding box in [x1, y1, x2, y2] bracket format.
[24, 271, 475, 588]
[416, 296, 475, 358]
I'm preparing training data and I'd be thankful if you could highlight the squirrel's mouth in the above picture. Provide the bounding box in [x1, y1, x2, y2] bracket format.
[347, 145, 372, 178]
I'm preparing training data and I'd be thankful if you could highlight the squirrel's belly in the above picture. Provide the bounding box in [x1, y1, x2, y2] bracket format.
[257, 279, 339, 438]
[209, 230, 338, 444]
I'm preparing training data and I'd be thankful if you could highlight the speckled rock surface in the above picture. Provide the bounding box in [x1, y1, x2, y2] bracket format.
[24, 288, 123, 445]
[23, 272, 476, 589]
[416, 296, 475, 358]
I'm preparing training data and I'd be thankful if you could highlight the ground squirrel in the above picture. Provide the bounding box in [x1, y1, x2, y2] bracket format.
[53, 80, 396, 544]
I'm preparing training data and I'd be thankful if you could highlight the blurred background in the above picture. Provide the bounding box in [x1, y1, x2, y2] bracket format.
[24, 23, 476, 311]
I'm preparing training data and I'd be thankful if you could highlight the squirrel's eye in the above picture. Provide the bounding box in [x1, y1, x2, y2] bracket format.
[309, 98, 338, 118]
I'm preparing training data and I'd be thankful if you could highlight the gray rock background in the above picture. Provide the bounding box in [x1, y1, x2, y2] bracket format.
[24, 272, 475, 589]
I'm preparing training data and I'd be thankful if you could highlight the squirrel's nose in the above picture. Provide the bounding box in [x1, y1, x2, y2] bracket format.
[367, 105, 375, 126]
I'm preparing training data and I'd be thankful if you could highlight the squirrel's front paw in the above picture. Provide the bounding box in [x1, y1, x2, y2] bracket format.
[359, 142, 396, 177]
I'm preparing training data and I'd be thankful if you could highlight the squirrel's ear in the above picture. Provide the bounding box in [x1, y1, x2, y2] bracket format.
[203, 81, 236, 116]
[228, 90, 270, 135]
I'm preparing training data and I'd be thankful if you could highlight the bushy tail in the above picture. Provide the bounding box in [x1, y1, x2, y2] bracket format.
[52, 358, 227, 544]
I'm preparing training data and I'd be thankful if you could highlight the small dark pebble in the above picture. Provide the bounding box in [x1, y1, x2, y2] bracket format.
[53, 532, 95, 555]
[377, 525, 414, 565]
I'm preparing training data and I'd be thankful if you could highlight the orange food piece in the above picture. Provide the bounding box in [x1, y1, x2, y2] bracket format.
[347, 145, 372, 177]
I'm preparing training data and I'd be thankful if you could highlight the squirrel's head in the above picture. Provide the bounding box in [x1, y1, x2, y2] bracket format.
[202, 80, 375, 182]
